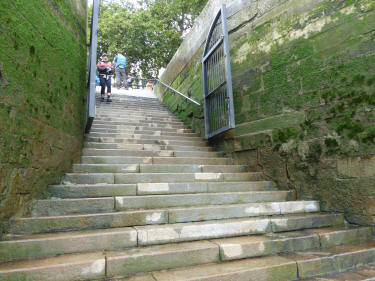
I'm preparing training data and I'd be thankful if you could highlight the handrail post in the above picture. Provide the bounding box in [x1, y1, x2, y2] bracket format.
[85, 0, 99, 133]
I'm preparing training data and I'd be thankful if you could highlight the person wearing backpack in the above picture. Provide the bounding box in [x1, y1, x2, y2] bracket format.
[97, 53, 114, 102]
[113, 51, 127, 89]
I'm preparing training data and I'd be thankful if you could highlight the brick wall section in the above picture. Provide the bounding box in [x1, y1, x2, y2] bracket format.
[155, 0, 375, 225]
[0, 0, 87, 237]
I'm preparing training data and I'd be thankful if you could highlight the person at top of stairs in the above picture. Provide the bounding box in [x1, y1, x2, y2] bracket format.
[113, 51, 128, 90]
[97, 53, 114, 103]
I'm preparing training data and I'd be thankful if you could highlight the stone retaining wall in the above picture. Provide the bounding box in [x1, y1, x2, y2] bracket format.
[0, 0, 88, 237]
[155, 0, 375, 225]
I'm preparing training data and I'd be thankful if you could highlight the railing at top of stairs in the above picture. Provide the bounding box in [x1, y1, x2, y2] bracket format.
[152, 78, 201, 106]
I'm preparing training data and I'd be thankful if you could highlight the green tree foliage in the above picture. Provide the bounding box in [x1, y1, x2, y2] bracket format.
[94, 0, 208, 77]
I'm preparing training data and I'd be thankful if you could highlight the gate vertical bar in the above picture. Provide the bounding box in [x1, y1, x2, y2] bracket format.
[85, 0, 99, 133]
[202, 56, 210, 137]
[221, 5, 235, 129]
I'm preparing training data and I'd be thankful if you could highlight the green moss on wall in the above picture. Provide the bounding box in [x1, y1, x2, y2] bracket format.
[0, 0, 87, 238]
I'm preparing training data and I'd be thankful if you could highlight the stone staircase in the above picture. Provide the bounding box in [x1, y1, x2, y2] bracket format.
[1, 94, 374, 281]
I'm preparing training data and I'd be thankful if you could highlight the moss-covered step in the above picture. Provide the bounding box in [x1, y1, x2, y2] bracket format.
[0, 252, 106, 281]
[48, 184, 137, 198]
[9, 209, 168, 234]
[0, 227, 136, 262]
[135, 213, 344, 246]
[81, 156, 230, 165]
[293, 241, 375, 279]
[115, 191, 293, 210]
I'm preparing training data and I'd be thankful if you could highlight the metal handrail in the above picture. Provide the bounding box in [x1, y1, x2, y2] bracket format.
[152, 78, 201, 106]
[85, 0, 99, 133]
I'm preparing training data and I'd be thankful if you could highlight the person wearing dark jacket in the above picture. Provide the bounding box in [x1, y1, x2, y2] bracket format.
[97, 53, 114, 102]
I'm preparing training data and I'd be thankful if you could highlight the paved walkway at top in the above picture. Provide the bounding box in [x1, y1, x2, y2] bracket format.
[96, 86, 157, 99]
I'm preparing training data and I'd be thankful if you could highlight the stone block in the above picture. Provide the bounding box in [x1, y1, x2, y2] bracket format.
[106, 241, 219, 277]
[337, 157, 361, 178]
[234, 112, 305, 137]
[297, 256, 337, 278]
[136, 217, 272, 246]
[361, 155, 375, 177]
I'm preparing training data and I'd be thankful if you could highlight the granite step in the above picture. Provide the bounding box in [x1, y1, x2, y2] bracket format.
[114, 191, 294, 211]
[149, 242, 375, 281]
[94, 117, 183, 125]
[93, 120, 188, 129]
[0, 227, 137, 262]
[3, 218, 357, 263]
[62, 172, 264, 184]
[303, 264, 375, 280]
[134, 213, 344, 246]
[81, 148, 223, 158]
[106, 227, 373, 279]
[9, 212, 341, 236]
[48, 181, 275, 198]
[86, 132, 204, 142]
[83, 142, 214, 151]
[71, 164, 247, 173]
[85, 136, 208, 147]
[0, 252, 106, 281]
[93, 119, 187, 128]
[90, 124, 193, 133]
[30, 192, 294, 216]
[80, 156, 230, 165]
[89, 128, 198, 137]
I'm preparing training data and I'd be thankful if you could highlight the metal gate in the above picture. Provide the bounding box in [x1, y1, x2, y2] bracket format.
[202, 4, 235, 139]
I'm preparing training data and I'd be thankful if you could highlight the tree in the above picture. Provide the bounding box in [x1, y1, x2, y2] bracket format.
[95, 0, 208, 77]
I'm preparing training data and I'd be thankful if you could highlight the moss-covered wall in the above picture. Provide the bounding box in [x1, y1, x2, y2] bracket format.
[155, 0, 375, 225]
[0, 0, 87, 237]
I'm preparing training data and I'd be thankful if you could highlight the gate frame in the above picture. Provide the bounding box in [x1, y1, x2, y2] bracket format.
[202, 4, 235, 139]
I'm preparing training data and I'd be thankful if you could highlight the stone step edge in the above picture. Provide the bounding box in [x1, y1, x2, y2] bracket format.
[9, 212, 341, 237]
[4, 222, 365, 264]
[83, 142, 214, 151]
[30, 197, 303, 218]
[145, 242, 375, 281]
[71, 163, 245, 173]
[1, 230, 374, 281]
[302, 263, 375, 281]
[47, 181, 276, 198]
